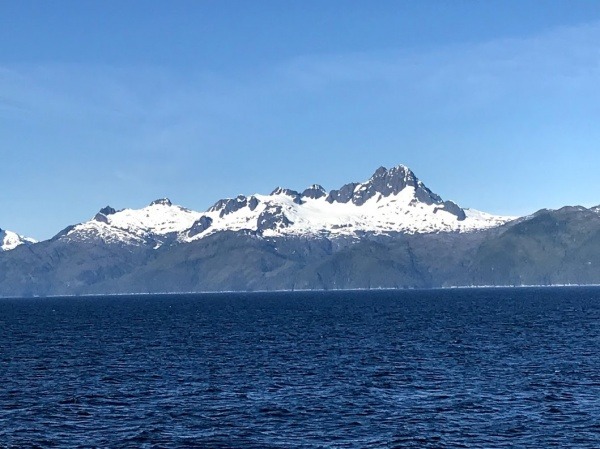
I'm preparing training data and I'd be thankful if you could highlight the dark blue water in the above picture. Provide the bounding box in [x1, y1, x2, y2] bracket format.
[1, 287, 600, 448]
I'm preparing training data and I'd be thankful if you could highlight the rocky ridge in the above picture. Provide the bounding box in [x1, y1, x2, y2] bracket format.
[47, 164, 513, 248]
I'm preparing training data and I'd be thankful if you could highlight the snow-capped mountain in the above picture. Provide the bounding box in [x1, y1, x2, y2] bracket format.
[189, 165, 512, 241]
[54, 164, 514, 247]
[56, 198, 203, 247]
[6, 165, 600, 297]
[0, 228, 36, 251]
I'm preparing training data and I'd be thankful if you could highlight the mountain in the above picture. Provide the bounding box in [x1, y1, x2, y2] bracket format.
[2, 164, 600, 297]
[55, 198, 203, 248]
[192, 164, 510, 239]
[0, 228, 36, 251]
[52, 164, 512, 249]
[466, 205, 600, 286]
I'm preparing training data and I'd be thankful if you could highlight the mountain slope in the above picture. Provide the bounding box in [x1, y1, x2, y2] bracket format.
[0, 228, 36, 251]
[14, 163, 600, 297]
[3, 205, 600, 296]
[44, 232, 485, 294]
[466, 206, 600, 286]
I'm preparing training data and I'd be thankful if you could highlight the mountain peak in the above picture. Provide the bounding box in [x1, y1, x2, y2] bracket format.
[302, 184, 327, 199]
[149, 198, 172, 207]
[270, 186, 300, 196]
[368, 164, 415, 183]
[98, 206, 116, 216]
[93, 206, 118, 224]
[1, 228, 36, 251]
[320, 163, 467, 220]
[326, 163, 430, 206]
[208, 195, 260, 218]
[270, 187, 302, 204]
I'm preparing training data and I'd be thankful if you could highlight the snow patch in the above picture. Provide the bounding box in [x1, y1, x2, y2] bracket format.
[0, 229, 36, 251]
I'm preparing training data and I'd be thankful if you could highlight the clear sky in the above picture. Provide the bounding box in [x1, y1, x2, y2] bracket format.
[2, 0, 600, 240]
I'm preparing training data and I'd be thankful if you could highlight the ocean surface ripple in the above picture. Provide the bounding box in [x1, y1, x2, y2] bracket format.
[1, 287, 599, 448]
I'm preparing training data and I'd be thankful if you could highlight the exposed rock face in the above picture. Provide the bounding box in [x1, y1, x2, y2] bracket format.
[257, 206, 293, 233]
[323, 165, 465, 220]
[94, 206, 117, 224]
[248, 196, 259, 211]
[270, 187, 303, 205]
[202, 164, 473, 235]
[99, 206, 117, 216]
[94, 213, 109, 224]
[209, 195, 252, 218]
[437, 201, 466, 221]
[326, 165, 443, 206]
[326, 182, 359, 204]
[150, 198, 172, 207]
[209, 195, 261, 218]
[50, 225, 77, 242]
[302, 184, 327, 199]
[187, 216, 213, 238]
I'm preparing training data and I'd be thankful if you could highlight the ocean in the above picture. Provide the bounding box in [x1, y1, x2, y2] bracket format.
[1, 287, 599, 448]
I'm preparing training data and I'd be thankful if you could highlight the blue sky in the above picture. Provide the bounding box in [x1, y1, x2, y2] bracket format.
[2, 1, 600, 239]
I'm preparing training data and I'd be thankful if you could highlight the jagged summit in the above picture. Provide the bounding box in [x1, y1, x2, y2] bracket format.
[99, 206, 117, 216]
[271, 187, 300, 197]
[302, 184, 327, 199]
[93, 206, 118, 224]
[326, 164, 441, 206]
[150, 198, 173, 207]
[185, 163, 511, 241]
[209, 195, 260, 218]
[270, 187, 302, 204]
[41, 164, 514, 247]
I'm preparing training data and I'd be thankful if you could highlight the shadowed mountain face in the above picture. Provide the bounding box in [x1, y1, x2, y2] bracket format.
[466, 206, 600, 286]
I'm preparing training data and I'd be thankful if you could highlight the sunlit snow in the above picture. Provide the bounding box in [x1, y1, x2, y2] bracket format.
[59, 168, 516, 247]
[0, 229, 37, 251]
[188, 186, 514, 242]
[64, 201, 203, 246]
